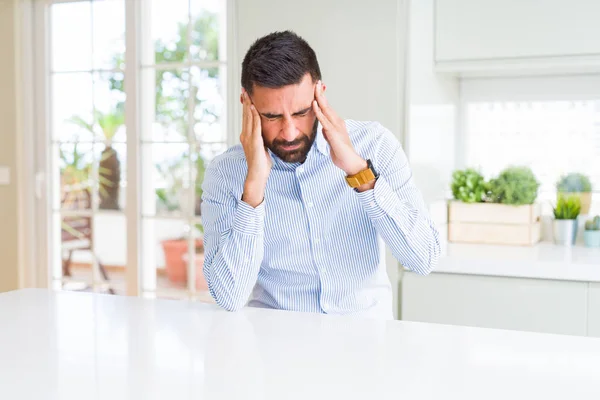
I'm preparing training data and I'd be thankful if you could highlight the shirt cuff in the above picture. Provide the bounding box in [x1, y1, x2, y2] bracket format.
[232, 200, 265, 236]
[356, 176, 407, 220]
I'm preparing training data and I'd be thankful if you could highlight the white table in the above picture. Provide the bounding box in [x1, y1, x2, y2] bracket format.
[1, 289, 600, 399]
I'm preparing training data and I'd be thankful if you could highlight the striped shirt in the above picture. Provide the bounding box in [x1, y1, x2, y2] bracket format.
[201, 120, 440, 319]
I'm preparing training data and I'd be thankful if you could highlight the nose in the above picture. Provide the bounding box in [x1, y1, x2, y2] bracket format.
[280, 117, 298, 141]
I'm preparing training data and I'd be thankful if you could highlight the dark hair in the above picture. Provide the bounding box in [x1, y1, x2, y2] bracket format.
[241, 30, 321, 94]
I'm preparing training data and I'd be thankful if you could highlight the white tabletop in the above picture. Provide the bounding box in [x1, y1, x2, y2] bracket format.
[1, 289, 600, 400]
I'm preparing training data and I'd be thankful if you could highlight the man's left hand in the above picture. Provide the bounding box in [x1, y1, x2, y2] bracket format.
[312, 80, 367, 176]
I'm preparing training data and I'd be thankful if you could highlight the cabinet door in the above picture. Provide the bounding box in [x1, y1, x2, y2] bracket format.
[588, 283, 600, 338]
[435, 0, 600, 62]
[401, 272, 588, 336]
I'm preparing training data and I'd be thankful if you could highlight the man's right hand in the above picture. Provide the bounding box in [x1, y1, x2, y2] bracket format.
[240, 89, 272, 208]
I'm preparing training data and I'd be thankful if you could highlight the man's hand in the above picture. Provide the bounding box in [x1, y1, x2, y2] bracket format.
[312, 81, 374, 191]
[240, 89, 272, 207]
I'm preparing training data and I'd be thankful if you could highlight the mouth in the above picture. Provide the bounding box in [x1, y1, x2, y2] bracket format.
[279, 143, 302, 151]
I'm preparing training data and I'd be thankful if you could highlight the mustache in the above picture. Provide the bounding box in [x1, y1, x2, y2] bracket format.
[272, 137, 309, 147]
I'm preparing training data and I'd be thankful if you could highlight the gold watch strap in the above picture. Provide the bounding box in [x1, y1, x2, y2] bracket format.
[345, 166, 376, 188]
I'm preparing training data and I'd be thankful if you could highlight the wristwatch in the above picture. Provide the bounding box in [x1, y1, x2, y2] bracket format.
[345, 159, 379, 190]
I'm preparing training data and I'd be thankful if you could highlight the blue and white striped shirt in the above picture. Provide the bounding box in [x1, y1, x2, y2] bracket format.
[201, 120, 440, 319]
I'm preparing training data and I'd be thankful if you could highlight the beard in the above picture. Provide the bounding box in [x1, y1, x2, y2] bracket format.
[265, 118, 319, 163]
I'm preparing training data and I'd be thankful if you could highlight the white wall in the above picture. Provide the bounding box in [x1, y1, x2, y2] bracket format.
[0, 0, 23, 292]
[235, 0, 407, 137]
[402, 0, 460, 266]
[406, 0, 459, 204]
[235, 0, 409, 318]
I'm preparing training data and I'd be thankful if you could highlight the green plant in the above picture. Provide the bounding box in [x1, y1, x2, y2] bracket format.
[553, 194, 582, 220]
[451, 168, 488, 203]
[585, 216, 600, 231]
[557, 173, 592, 193]
[68, 107, 125, 210]
[488, 166, 540, 205]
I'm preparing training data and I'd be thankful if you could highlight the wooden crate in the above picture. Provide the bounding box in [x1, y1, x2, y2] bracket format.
[448, 201, 541, 246]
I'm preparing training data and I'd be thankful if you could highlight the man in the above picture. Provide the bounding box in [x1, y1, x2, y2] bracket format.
[201, 31, 440, 319]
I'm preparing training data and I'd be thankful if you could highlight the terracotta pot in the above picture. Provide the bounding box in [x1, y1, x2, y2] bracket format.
[161, 238, 204, 285]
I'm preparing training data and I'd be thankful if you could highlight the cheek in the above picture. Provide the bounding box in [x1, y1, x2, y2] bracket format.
[260, 123, 279, 144]
[296, 115, 316, 133]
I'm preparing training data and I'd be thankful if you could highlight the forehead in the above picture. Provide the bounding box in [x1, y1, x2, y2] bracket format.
[251, 73, 315, 113]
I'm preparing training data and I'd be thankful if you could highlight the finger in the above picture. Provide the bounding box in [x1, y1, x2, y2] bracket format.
[250, 104, 262, 140]
[315, 80, 336, 121]
[243, 98, 253, 139]
[312, 99, 334, 132]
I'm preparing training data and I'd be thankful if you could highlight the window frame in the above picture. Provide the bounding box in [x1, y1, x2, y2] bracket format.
[26, 0, 239, 297]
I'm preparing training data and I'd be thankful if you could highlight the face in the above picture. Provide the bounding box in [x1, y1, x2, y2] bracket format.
[247, 73, 319, 163]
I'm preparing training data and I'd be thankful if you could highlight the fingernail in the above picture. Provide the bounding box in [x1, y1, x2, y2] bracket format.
[250, 105, 255, 110]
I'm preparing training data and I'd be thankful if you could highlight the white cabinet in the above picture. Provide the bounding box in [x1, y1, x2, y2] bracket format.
[401, 272, 589, 336]
[589, 283, 600, 338]
[434, 0, 600, 73]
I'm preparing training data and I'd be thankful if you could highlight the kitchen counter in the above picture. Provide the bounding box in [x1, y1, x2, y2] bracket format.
[430, 242, 600, 282]
[2, 289, 600, 399]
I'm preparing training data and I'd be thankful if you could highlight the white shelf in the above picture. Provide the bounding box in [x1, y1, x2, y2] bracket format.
[424, 242, 600, 283]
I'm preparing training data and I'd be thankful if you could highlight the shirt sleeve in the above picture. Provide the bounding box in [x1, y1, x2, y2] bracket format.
[201, 162, 265, 311]
[355, 125, 441, 275]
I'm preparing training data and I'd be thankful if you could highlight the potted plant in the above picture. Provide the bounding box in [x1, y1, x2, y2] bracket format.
[552, 194, 581, 246]
[487, 166, 540, 206]
[557, 173, 592, 215]
[450, 168, 488, 203]
[448, 166, 541, 246]
[584, 216, 600, 248]
[69, 107, 124, 210]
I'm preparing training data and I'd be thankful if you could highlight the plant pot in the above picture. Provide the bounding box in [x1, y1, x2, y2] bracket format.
[182, 252, 208, 290]
[553, 219, 578, 246]
[570, 192, 592, 215]
[161, 238, 203, 285]
[583, 230, 600, 248]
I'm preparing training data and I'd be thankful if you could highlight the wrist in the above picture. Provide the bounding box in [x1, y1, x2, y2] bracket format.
[355, 180, 376, 193]
[344, 156, 368, 176]
[242, 177, 267, 208]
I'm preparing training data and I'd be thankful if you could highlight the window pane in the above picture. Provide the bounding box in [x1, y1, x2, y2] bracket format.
[52, 73, 94, 142]
[144, 143, 192, 216]
[192, 66, 225, 143]
[58, 212, 126, 295]
[58, 142, 94, 211]
[190, 0, 224, 61]
[51, 2, 92, 71]
[143, 68, 190, 142]
[465, 100, 600, 200]
[140, 217, 206, 299]
[94, 72, 127, 143]
[92, 0, 125, 70]
[149, 0, 190, 65]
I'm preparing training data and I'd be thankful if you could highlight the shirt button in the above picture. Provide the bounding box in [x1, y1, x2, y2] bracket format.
[370, 201, 376, 207]
[297, 167, 304, 173]
[379, 196, 385, 202]
[308, 202, 314, 208]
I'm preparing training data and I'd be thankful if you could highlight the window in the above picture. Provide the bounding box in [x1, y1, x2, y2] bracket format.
[41, 0, 230, 300]
[461, 76, 600, 214]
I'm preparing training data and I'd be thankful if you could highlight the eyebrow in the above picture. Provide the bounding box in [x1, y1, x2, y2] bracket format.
[260, 105, 312, 119]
